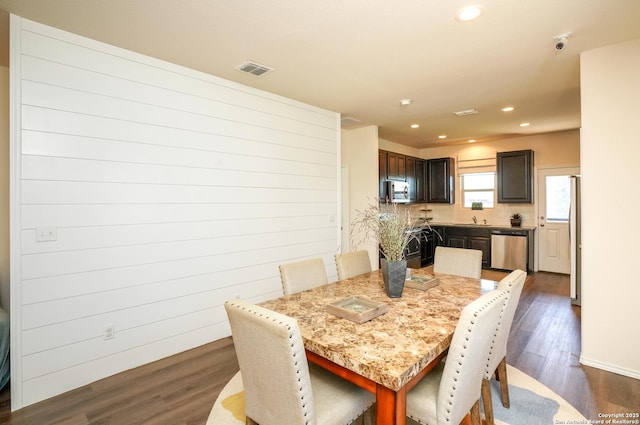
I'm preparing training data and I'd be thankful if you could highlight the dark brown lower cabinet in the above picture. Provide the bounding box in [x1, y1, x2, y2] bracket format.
[444, 228, 491, 268]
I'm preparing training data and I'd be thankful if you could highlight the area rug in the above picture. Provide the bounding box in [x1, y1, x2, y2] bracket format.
[206, 366, 586, 425]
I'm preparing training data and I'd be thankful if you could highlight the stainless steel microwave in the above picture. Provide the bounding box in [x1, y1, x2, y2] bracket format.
[387, 180, 410, 203]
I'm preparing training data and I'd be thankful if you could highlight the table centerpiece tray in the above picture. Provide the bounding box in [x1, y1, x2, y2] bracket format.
[405, 274, 440, 291]
[326, 296, 389, 323]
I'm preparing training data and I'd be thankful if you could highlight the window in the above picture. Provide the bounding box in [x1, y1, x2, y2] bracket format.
[461, 172, 495, 208]
[545, 175, 571, 221]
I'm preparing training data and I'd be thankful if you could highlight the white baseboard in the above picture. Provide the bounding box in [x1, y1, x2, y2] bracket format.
[580, 355, 640, 380]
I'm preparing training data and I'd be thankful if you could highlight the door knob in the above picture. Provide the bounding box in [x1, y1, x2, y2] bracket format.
[540, 224, 545, 227]
[540, 216, 545, 219]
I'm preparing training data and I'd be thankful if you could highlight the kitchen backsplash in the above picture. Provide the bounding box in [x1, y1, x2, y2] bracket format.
[405, 203, 536, 227]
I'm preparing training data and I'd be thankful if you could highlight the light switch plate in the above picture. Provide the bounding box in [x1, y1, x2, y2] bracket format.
[36, 226, 57, 242]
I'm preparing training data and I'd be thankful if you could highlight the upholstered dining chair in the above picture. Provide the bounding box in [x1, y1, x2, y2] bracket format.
[224, 299, 375, 425]
[279, 258, 329, 295]
[406, 289, 508, 425]
[433, 246, 483, 279]
[481, 269, 527, 425]
[335, 250, 372, 280]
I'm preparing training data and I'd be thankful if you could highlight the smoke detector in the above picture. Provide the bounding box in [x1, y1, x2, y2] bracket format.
[236, 61, 274, 77]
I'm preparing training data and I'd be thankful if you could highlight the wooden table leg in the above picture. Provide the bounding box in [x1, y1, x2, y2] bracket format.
[376, 384, 406, 425]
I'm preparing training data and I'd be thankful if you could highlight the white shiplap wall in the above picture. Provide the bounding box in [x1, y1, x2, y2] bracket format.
[10, 16, 340, 408]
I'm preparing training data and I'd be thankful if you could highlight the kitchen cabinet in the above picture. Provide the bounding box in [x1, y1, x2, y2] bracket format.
[443, 226, 491, 268]
[378, 150, 428, 204]
[420, 228, 435, 266]
[436, 225, 534, 271]
[497, 149, 534, 203]
[468, 236, 491, 268]
[415, 159, 426, 203]
[406, 156, 416, 202]
[419, 226, 445, 267]
[387, 152, 406, 180]
[426, 157, 455, 204]
[379, 150, 388, 201]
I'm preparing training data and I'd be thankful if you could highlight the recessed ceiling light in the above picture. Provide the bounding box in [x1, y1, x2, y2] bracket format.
[410, 124, 420, 129]
[400, 99, 412, 106]
[456, 5, 483, 22]
[520, 122, 530, 127]
[438, 135, 447, 139]
[468, 139, 477, 143]
[501, 106, 515, 112]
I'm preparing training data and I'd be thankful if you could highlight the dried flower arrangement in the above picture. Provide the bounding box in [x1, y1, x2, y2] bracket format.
[350, 201, 422, 261]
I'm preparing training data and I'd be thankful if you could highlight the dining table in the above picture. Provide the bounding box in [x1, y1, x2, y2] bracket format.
[259, 267, 498, 425]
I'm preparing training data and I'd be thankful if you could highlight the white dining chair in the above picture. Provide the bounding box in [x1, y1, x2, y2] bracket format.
[406, 289, 508, 425]
[433, 246, 483, 279]
[279, 258, 329, 295]
[224, 299, 375, 425]
[481, 269, 527, 425]
[335, 250, 372, 280]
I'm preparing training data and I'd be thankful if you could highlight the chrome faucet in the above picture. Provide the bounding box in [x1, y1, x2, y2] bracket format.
[472, 216, 477, 224]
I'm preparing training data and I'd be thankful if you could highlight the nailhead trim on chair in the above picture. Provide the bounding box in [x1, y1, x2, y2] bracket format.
[440, 292, 504, 424]
[231, 301, 314, 425]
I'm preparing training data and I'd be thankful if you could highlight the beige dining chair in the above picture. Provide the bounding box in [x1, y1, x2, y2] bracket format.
[433, 246, 483, 279]
[224, 299, 375, 425]
[279, 258, 329, 295]
[335, 250, 372, 280]
[481, 269, 527, 425]
[406, 289, 508, 425]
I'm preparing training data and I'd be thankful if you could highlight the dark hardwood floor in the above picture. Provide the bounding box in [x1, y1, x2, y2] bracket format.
[505, 272, 640, 418]
[0, 271, 637, 424]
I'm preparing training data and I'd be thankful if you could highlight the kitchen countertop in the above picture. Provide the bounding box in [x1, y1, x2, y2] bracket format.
[417, 222, 537, 231]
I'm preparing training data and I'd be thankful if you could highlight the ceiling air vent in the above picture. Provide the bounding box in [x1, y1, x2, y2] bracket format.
[453, 108, 479, 117]
[236, 61, 274, 77]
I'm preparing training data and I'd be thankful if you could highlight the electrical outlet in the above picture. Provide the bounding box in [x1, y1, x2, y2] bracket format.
[103, 325, 114, 340]
[36, 226, 57, 242]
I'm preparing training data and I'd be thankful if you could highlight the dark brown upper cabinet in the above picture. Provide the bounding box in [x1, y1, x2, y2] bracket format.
[379, 150, 389, 201]
[497, 149, 534, 204]
[415, 159, 426, 203]
[387, 152, 406, 180]
[426, 157, 455, 204]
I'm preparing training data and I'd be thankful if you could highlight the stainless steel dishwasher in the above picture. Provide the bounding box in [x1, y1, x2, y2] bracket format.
[491, 230, 527, 271]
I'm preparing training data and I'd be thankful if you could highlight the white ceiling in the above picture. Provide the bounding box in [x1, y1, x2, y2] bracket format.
[0, 0, 639, 148]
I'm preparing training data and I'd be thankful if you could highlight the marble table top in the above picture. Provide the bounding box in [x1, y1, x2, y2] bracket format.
[260, 269, 497, 391]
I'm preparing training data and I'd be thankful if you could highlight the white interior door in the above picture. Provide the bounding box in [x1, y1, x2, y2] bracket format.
[538, 167, 579, 273]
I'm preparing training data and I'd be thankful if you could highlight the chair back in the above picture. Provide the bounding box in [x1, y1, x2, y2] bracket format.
[433, 246, 483, 279]
[279, 258, 328, 294]
[224, 299, 316, 425]
[335, 250, 372, 280]
[437, 289, 507, 425]
[484, 269, 527, 376]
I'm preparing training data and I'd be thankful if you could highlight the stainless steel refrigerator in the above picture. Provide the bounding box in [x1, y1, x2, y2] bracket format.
[569, 175, 581, 306]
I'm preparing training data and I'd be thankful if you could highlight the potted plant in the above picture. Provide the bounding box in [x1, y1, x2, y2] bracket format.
[510, 213, 522, 227]
[351, 201, 420, 297]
